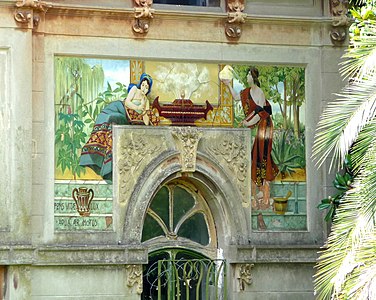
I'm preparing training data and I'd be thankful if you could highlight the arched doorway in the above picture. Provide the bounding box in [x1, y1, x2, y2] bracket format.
[141, 179, 226, 299]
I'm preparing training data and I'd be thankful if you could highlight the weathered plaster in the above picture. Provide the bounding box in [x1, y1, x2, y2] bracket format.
[0, 0, 347, 298]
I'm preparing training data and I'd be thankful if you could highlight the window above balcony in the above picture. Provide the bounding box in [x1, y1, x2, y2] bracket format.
[153, 0, 220, 7]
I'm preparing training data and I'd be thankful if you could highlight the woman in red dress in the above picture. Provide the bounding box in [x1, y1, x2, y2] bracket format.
[223, 67, 278, 209]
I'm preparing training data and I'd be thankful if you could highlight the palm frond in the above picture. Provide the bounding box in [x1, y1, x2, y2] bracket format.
[340, 24, 376, 79]
[350, 119, 376, 172]
[346, 248, 376, 300]
[312, 76, 376, 169]
[314, 146, 376, 299]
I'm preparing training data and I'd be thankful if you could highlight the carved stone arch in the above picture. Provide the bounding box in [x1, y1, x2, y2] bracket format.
[116, 149, 249, 253]
[115, 150, 181, 244]
[114, 126, 251, 253]
[190, 155, 250, 248]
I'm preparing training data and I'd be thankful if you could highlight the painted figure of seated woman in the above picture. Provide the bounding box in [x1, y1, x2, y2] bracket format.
[79, 73, 159, 182]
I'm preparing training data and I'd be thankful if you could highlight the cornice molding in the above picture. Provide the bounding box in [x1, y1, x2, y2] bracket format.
[33, 2, 334, 26]
[0, 244, 321, 265]
[232, 245, 320, 264]
[0, 245, 148, 265]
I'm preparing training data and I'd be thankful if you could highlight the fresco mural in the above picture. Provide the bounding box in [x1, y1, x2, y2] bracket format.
[222, 65, 306, 231]
[54, 57, 306, 231]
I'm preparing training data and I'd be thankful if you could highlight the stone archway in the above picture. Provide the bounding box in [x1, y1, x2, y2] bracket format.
[140, 177, 223, 299]
[141, 178, 217, 253]
[113, 125, 251, 251]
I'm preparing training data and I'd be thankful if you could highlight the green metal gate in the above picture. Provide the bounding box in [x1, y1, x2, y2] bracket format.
[143, 258, 227, 300]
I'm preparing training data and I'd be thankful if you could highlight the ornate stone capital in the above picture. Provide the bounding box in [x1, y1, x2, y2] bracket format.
[133, 0, 155, 34]
[225, 0, 247, 40]
[172, 127, 202, 173]
[237, 263, 254, 291]
[330, 0, 349, 43]
[126, 264, 143, 294]
[14, 0, 52, 28]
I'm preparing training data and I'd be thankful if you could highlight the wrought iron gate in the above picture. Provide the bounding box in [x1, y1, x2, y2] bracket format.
[143, 258, 227, 300]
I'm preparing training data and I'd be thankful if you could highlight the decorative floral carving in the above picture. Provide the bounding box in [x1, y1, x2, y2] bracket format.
[237, 263, 254, 291]
[14, 0, 52, 28]
[330, 0, 349, 43]
[225, 0, 247, 39]
[118, 135, 155, 172]
[117, 132, 162, 201]
[206, 134, 249, 203]
[133, 0, 155, 34]
[172, 127, 202, 172]
[126, 264, 143, 295]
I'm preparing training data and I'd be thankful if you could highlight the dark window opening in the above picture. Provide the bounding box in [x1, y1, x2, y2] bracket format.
[153, 0, 220, 7]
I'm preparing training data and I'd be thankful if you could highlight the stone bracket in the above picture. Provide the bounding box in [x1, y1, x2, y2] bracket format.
[126, 264, 143, 295]
[235, 263, 254, 291]
[172, 127, 202, 173]
[14, 0, 52, 29]
[330, 0, 349, 43]
[225, 0, 247, 40]
[133, 0, 155, 34]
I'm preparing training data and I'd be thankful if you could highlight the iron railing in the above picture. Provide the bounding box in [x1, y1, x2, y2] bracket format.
[143, 258, 227, 300]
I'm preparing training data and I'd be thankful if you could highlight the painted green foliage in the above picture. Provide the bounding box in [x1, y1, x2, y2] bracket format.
[231, 65, 306, 177]
[54, 57, 128, 179]
[232, 65, 305, 135]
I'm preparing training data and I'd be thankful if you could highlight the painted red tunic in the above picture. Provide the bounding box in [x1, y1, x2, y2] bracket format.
[240, 87, 279, 186]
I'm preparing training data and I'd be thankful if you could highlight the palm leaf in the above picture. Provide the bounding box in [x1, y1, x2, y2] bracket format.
[314, 148, 376, 299]
[350, 119, 376, 172]
[312, 76, 376, 169]
[314, 4, 376, 299]
[340, 24, 376, 79]
[313, 24, 376, 169]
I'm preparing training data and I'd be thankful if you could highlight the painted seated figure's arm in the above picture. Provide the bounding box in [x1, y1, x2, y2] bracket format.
[143, 100, 150, 126]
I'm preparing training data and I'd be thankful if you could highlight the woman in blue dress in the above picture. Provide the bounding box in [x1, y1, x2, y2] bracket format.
[79, 73, 158, 181]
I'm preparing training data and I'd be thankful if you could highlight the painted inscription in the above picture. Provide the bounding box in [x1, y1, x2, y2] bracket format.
[54, 182, 113, 231]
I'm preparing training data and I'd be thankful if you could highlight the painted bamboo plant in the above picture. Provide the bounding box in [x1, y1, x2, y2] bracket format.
[54, 57, 128, 179]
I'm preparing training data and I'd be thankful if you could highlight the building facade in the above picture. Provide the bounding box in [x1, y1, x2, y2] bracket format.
[0, 0, 348, 299]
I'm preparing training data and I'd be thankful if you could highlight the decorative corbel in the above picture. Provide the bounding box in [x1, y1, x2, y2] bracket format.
[330, 0, 349, 43]
[14, 0, 52, 29]
[172, 127, 202, 173]
[133, 0, 155, 34]
[126, 264, 143, 295]
[225, 0, 247, 39]
[237, 263, 254, 291]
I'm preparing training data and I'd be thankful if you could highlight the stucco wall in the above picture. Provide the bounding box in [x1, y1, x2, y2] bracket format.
[0, 0, 346, 298]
